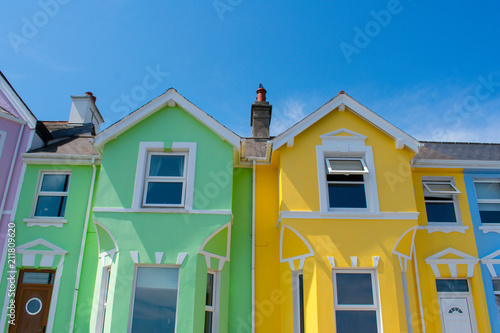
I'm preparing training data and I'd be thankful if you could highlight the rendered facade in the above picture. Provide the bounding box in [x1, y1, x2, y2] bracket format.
[0, 79, 499, 333]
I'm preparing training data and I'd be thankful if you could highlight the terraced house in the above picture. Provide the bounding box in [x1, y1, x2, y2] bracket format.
[0, 81, 499, 333]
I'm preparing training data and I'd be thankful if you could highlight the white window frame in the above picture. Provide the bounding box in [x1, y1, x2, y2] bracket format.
[128, 265, 181, 333]
[332, 269, 381, 333]
[292, 270, 305, 333]
[422, 177, 462, 226]
[473, 180, 500, 225]
[142, 152, 188, 208]
[132, 142, 197, 211]
[493, 278, 500, 322]
[96, 266, 111, 333]
[325, 157, 369, 209]
[205, 270, 220, 333]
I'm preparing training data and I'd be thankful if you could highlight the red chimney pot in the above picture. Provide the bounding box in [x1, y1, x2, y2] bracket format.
[256, 84, 267, 102]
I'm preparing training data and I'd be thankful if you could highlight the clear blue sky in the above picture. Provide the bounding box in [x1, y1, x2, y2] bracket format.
[1, 1, 500, 142]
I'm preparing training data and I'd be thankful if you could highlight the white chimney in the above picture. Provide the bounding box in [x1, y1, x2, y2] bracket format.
[69, 92, 104, 132]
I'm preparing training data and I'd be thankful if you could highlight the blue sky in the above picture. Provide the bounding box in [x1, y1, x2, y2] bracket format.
[1, 0, 500, 142]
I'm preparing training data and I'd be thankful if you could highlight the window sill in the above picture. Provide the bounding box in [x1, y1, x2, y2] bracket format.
[24, 218, 67, 228]
[423, 225, 468, 234]
[93, 207, 232, 215]
[478, 226, 500, 234]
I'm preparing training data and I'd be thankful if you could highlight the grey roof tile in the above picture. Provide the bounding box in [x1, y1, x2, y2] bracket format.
[28, 136, 99, 156]
[415, 142, 500, 161]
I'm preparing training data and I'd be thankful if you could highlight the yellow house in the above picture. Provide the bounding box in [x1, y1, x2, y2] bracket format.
[253, 91, 491, 332]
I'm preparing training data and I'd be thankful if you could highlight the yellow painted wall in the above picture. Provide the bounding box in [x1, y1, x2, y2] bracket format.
[412, 168, 491, 333]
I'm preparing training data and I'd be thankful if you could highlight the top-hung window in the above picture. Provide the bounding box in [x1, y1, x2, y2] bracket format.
[423, 180, 461, 224]
[143, 152, 187, 207]
[326, 158, 369, 209]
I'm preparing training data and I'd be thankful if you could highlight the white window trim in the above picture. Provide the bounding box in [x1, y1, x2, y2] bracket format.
[422, 177, 462, 226]
[473, 180, 500, 226]
[325, 157, 368, 174]
[24, 170, 71, 228]
[205, 270, 220, 333]
[0, 130, 6, 159]
[292, 270, 305, 333]
[142, 152, 188, 208]
[128, 265, 181, 333]
[332, 269, 382, 333]
[423, 180, 460, 195]
[96, 265, 111, 333]
[132, 142, 196, 211]
[317, 144, 379, 213]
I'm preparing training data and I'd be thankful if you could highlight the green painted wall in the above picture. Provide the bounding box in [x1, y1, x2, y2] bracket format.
[228, 168, 253, 333]
[0, 164, 95, 332]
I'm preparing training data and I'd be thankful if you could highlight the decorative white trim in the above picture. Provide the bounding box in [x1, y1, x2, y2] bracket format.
[23, 218, 67, 228]
[392, 227, 417, 264]
[425, 248, 479, 278]
[273, 93, 419, 152]
[423, 226, 469, 234]
[93, 207, 232, 215]
[372, 256, 380, 268]
[278, 211, 418, 226]
[94, 88, 240, 149]
[130, 251, 139, 264]
[132, 141, 197, 211]
[22, 153, 101, 165]
[155, 252, 164, 264]
[478, 226, 500, 234]
[316, 131, 380, 213]
[94, 221, 119, 261]
[412, 159, 500, 169]
[199, 222, 231, 271]
[0, 110, 26, 125]
[350, 256, 358, 267]
[481, 249, 500, 278]
[17, 238, 68, 256]
[0, 74, 37, 128]
[328, 256, 336, 268]
[176, 252, 188, 265]
[279, 225, 314, 271]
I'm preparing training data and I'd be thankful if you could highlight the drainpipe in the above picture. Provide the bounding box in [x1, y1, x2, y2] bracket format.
[0, 123, 24, 222]
[413, 245, 426, 333]
[69, 158, 97, 332]
[252, 160, 256, 333]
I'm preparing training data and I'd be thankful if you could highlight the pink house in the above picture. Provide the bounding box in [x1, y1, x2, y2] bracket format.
[0, 72, 47, 266]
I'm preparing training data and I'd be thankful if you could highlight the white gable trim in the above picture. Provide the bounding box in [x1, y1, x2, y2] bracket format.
[94, 89, 240, 149]
[481, 249, 500, 278]
[425, 247, 479, 278]
[0, 75, 37, 129]
[273, 93, 419, 152]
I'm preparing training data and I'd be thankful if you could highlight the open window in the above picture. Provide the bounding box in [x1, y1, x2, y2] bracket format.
[474, 181, 500, 224]
[292, 271, 305, 333]
[326, 158, 368, 209]
[204, 271, 219, 333]
[332, 270, 381, 333]
[423, 179, 461, 224]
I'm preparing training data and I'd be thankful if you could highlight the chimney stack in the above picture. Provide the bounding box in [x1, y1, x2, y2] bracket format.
[251, 84, 272, 138]
[69, 92, 104, 132]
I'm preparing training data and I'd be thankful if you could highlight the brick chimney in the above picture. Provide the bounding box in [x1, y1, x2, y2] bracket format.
[251, 84, 272, 138]
[69, 92, 104, 132]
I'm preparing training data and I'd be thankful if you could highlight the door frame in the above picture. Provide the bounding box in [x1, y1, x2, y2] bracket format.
[437, 289, 478, 333]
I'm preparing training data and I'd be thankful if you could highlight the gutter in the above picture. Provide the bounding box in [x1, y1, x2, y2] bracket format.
[69, 158, 97, 332]
[252, 161, 256, 333]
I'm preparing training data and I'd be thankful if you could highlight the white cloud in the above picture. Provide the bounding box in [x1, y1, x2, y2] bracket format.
[270, 99, 307, 136]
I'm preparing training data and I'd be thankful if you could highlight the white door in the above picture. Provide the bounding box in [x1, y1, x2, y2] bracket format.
[439, 297, 473, 333]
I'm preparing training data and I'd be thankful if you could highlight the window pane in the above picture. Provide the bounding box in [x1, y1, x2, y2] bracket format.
[336, 273, 373, 305]
[35, 196, 67, 217]
[204, 311, 213, 333]
[328, 159, 364, 172]
[41, 174, 69, 192]
[425, 202, 457, 223]
[335, 310, 378, 333]
[327, 174, 364, 182]
[149, 155, 185, 177]
[131, 267, 178, 333]
[424, 182, 458, 193]
[145, 182, 183, 205]
[22, 272, 53, 284]
[206, 273, 214, 306]
[495, 295, 500, 322]
[493, 279, 500, 292]
[436, 279, 469, 292]
[478, 203, 500, 223]
[329, 184, 367, 208]
[475, 182, 500, 200]
[298, 274, 305, 333]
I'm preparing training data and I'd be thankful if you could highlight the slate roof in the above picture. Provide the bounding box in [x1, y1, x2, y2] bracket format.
[415, 142, 500, 161]
[28, 136, 99, 156]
